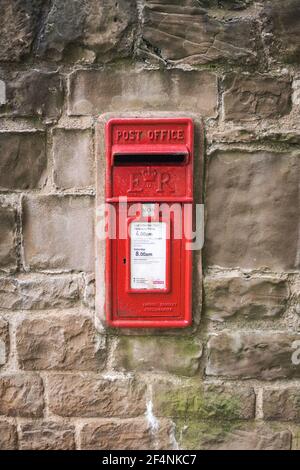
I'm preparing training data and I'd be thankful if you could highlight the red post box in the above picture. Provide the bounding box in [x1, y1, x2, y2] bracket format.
[105, 117, 194, 328]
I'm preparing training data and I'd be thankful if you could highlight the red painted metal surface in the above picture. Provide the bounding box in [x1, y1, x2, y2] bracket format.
[105, 117, 194, 328]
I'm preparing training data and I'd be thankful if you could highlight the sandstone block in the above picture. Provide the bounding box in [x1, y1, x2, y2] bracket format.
[0, 71, 63, 121]
[16, 315, 105, 371]
[53, 129, 94, 189]
[152, 380, 255, 420]
[80, 419, 170, 450]
[68, 68, 218, 118]
[177, 420, 291, 450]
[22, 195, 94, 272]
[205, 150, 300, 271]
[207, 330, 300, 380]
[141, 0, 258, 65]
[20, 422, 75, 450]
[48, 374, 146, 417]
[0, 373, 44, 417]
[223, 74, 292, 121]
[0, 203, 17, 272]
[0, 0, 42, 62]
[0, 132, 46, 190]
[204, 275, 289, 321]
[36, 0, 137, 62]
[0, 421, 17, 450]
[263, 387, 300, 422]
[262, 0, 300, 64]
[0, 275, 80, 310]
[113, 336, 202, 376]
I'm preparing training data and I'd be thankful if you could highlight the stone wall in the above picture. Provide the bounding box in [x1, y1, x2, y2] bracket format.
[0, 0, 300, 450]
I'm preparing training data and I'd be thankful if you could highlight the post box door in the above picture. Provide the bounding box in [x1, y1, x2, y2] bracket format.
[105, 118, 194, 328]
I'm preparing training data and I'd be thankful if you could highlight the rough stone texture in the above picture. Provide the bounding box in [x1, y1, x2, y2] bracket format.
[22, 195, 94, 271]
[0, 70, 63, 121]
[36, 0, 137, 62]
[207, 331, 300, 380]
[177, 421, 291, 450]
[0, 203, 17, 272]
[0, 318, 9, 367]
[48, 374, 146, 417]
[0, 275, 80, 310]
[223, 74, 292, 121]
[16, 315, 105, 371]
[205, 150, 300, 271]
[0, 0, 42, 62]
[152, 380, 255, 420]
[140, 0, 258, 65]
[262, 0, 300, 64]
[0, 421, 18, 450]
[80, 419, 171, 450]
[113, 336, 202, 376]
[263, 388, 300, 422]
[20, 422, 75, 450]
[0, 374, 44, 417]
[0, 132, 46, 190]
[198, 0, 254, 8]
[204, 275, 290, 322]
[83, 274, 95, 309]
[53, 129, 94, 189]
[68, 68, 218, 118]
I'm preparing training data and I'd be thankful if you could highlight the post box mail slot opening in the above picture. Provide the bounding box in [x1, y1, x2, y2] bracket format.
[113, 152, 188, 166]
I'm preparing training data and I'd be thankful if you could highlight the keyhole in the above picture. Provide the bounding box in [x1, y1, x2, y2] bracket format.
[123, 258, 126, 264]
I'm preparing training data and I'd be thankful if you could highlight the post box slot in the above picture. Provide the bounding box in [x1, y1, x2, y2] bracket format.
[114, 153, 187, 166]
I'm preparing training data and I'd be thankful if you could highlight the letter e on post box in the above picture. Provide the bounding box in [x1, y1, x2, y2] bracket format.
[105, 118, 194, 328]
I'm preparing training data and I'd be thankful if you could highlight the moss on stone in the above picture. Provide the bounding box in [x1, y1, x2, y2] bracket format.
[174, 418, 242, 450]
[153, 381, 244, 421]
[115, 336, 202, 376]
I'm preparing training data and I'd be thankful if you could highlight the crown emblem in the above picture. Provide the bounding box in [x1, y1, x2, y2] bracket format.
[143, 167, 157, 182]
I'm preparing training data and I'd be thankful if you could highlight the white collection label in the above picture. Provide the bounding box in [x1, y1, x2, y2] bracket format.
[130, 222, 166, 290]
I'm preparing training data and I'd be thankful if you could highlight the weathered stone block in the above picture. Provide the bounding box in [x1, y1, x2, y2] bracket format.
[223, 74, 292, 121]
[205, 150, 300, 271]
[20, 422, 75, 450]
[16, 315, 105, 371]
[263, 387, 300, 422]
[0, 203, 17, 272]
[152, 380, 255, 420]
[207, 330, 300, 380]
[204, 275, 289, 321]
[36, 0, 137, 62]
[48, 374, 146, 417]
[53, 129, 94, 189]
[0, 373, 44, 417]
[0, 71, 63, 120]
[140, 0, 258, 65]
[80, 419, 169, 450]
[0, 422, 17, 450]
[68, 68, 218, 118]
[0, 318, 9, 367]
[113, 337, 202, 376]
[22, 195, 94, 271]
[0, 132, 46, 190]
[176, 420, 291, 450]
[0, 275, 80, 310]
[83, 273, 95, 309]
[0, 0, 42, 62]
[262, 0, 300, 64]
